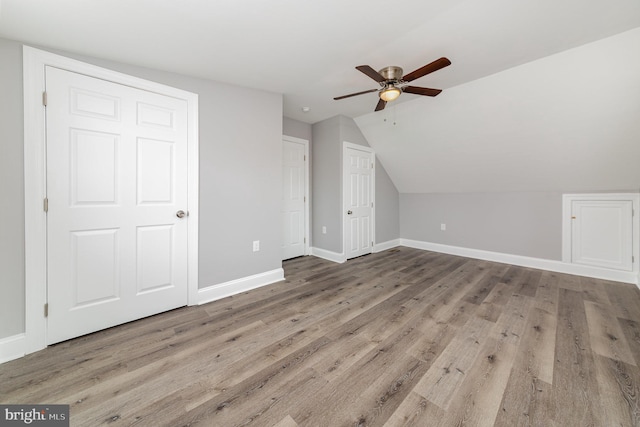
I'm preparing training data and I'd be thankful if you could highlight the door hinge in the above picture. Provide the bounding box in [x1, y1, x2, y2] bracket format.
[304, 196, 306, 202]
[304, 237, 306, 244]
[371, 202, 373, 208]
[43, 197, 49, 212]
[633, 256, 635, 263]
[304, 155, 306, 161]
[44, 303, 49, 317]
[42, 91, 47, 107]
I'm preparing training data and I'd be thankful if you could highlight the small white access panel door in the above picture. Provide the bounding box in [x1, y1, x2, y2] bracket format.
[46, 66, 189, 344]
[344, 144, 374, 259]
[571, 200, 633, 271]
[282, 138, 307, 260]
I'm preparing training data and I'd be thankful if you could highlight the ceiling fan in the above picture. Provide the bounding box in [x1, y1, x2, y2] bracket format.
[333, 57, 451, 111]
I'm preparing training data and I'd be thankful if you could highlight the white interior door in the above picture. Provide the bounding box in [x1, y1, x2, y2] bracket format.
[344, 144, 374, 260]
[571, 200, 633, 271]
[282, 138, 307, 260]
[46, 66, 189, 344]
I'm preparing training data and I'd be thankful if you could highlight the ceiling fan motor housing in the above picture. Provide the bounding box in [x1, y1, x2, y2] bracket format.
[378, 66, 403, 82]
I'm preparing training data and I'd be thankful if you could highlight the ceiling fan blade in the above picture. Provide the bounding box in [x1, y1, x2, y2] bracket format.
[403, 86, 443, 97]
[333, 88, 379, 100]
[356, 65, 386, 83]
[375, 98, 387, 111]
[402, 57, 451, 82]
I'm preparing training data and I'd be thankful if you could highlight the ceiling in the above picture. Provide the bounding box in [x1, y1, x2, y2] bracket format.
[1, 0, 639, 125]
[356, 27, 640, 193]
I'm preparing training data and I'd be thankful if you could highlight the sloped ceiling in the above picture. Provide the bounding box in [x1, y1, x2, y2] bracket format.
[355, 28, 640, 193]
[1, 0, 639, 193]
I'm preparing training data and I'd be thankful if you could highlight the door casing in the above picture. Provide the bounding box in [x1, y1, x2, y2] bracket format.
[23, 46, 199, 354]
[282, 135, 310, 260]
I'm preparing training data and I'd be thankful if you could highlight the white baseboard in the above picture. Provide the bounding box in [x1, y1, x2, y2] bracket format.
[311, 240, 400, 263]
[0, 333, 26, 364]
[197, 268, 285, 305]
[311, 247, 346, 263]
[400, 239, 639, 286]
[374, 239, 401, 253]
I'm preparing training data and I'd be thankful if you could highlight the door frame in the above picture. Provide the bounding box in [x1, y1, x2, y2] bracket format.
[342, 141, 375, 260]
[23, 46, 199, 354]
[282, 135, 310, 258]
[562, 193, 639, 272]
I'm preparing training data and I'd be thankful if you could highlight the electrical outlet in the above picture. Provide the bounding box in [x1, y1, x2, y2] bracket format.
[440, 223, 446, 231]
[322, 226, 327, 234]
[253, 240, 260, 252]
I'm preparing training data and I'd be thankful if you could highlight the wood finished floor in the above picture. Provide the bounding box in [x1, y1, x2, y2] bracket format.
[2, 247, 640, 426]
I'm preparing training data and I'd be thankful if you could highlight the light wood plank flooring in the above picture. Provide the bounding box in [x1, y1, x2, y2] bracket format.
[2, 247, 640, 426]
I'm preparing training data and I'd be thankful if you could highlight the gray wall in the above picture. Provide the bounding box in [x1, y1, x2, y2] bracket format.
[311, 116, 342, 253]
[400, 192, 563, 260]
[375, 161, 400, 244]
[283, 117, 312, 142]
[0, 37, 283, 339]
[312, 115, 400, 254]
[0, 39, 26, 337]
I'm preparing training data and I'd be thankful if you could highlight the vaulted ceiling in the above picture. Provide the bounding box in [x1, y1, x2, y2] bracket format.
[1, 0, 639, 193]
[356, 28, 640, 193]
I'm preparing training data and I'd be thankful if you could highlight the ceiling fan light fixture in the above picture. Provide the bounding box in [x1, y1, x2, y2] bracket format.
[379, 86, 401, 102]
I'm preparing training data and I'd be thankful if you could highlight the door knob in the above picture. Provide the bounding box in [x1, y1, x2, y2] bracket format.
[176, 210, 187, 218]
[347, 210, 353, 215]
